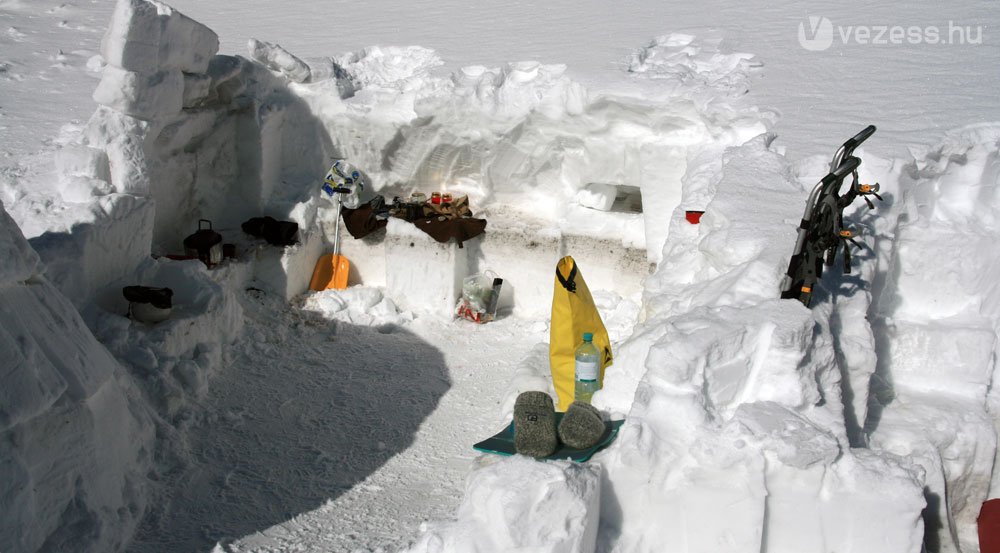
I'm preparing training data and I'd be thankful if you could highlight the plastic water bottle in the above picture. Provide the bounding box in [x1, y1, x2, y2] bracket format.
[574, 332, 601, 403]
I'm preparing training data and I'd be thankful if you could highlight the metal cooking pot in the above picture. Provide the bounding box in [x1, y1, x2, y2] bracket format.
[183, 219, 223, 268]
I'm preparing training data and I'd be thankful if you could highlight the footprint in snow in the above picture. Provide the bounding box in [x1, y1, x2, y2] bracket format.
[45, 2, 75, 14]
[6, 27, 26, 41]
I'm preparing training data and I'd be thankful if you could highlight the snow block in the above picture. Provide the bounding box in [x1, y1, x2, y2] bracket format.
[102, 0, 218, 74]
[54, 145, 115, 202]
[889, 227, 1000, 321]
[385, 218, 472, 318]
[93, 65, 184, 121]
[251, 229, 324, 301]
[247, 38, 311, 83]
[0, 220, 67, 431]
[406, 456, 601, 553]
[872, 397, 996, 553]
[886, 321, 995, 400]
[100, 0, 163, 72]
[84, 107, 151, 195]
[54, 144, 112, 183]
[642, 135, 801, 319]
[57, 175, 115, 204]
[159, 5, 218, 74]
[601, 419, 768, 553]
[818, 451, 926, 553]
[643, 301, 820, 417]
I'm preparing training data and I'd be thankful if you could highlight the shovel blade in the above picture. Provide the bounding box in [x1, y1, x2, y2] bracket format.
[309, 253, 351, 291]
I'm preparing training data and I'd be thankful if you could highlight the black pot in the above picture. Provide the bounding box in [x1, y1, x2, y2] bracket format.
[183, 219, 223, 267]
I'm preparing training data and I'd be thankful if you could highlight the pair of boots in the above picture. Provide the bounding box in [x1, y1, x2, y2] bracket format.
[513, 391, 605, 458]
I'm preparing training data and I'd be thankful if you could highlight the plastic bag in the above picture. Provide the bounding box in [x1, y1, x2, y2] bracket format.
[323, 160, 366, 209]
[456, 270, 503, 323]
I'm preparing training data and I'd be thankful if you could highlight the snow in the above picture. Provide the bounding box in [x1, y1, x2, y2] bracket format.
[0, 0, 998, 552]
[865, 125, 1000, 553]
[406, 456, 602, 553]
[0, 201, 154, 553]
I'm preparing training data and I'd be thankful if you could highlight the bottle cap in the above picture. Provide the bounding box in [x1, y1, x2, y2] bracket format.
[583, 332, 593, 342]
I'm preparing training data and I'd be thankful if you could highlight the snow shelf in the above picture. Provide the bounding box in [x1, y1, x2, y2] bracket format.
[322, 212, 650, 319]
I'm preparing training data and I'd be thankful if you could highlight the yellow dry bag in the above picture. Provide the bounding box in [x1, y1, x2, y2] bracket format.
[549, 256, 613, 411]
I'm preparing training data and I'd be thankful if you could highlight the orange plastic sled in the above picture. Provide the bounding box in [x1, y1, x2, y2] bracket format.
[309, 253, 350, 291]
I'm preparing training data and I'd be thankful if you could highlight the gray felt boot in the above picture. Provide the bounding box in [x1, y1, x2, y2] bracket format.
[513, 391, 558, 458]
[558, 401, 605, 449]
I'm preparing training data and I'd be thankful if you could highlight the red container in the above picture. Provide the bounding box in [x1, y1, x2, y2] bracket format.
[685, 210, 705, 224]
[980, 499, 1000, 553]
[431, 192, 442, 205]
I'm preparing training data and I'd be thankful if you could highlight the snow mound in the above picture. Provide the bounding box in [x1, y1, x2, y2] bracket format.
[627, 33, 761, 98]
[406, 456, 601, 553]
[336, 45, 444, 92]
[299, 286, 413, 327]
[87, 257, 244, 415]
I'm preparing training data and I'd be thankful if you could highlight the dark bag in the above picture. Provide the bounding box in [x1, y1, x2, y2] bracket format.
[341, 204, 388, 239]
[242, 216, 299, 246]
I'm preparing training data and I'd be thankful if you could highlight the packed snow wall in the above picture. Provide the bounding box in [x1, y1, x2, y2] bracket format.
[0, 202, 154, 553]
[866, 125, 1000, 553]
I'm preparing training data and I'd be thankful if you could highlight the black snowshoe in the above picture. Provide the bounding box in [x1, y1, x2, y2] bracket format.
[780, 125, 883, 307]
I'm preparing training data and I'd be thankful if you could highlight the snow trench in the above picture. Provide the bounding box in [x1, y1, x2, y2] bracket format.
[1, 0, 997, 552]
